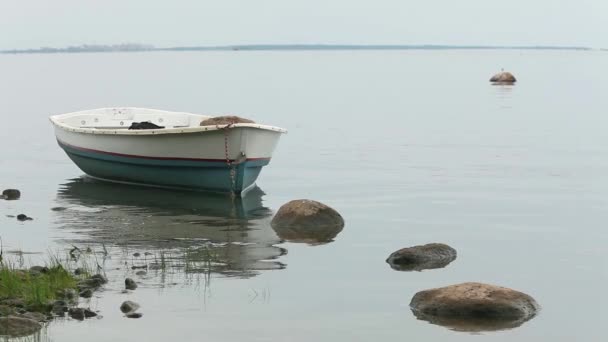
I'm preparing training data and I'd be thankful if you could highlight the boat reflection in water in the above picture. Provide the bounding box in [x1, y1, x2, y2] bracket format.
[54, 177, 285, 279]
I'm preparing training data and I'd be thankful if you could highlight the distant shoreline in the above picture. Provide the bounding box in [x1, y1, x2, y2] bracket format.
[0, 44, 600, 54]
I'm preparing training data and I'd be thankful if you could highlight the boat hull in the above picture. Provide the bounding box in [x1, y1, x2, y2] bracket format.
[54, 126, 281, 194]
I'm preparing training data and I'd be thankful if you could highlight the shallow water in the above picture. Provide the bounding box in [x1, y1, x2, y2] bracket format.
[0, 50, 607, 341]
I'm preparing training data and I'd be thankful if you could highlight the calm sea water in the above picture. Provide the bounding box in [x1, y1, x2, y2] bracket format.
[0, 50, 607, 341]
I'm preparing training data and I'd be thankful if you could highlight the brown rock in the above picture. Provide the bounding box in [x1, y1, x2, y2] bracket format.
[410, 282, 539, 332]
[200, 116, 255, 126]
[271, 200, 344, 229]
[386, 243, 457, 271]
[0, 316, 42, 337]
[490, 71, 517, 84]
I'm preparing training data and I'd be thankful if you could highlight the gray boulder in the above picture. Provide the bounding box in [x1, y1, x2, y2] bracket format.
[120, 301, 140, 314]
[386, 243, 457, 271]
[410, 282, 540, 331]
[1, 189, 21, 200]
[125, 278, 138, 290]
[0, 316, 42, 337]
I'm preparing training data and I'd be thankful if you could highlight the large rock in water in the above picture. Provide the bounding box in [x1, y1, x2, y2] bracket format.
[271, 199, 344, 229]
[410, 282, 540, 332]
[490, 71, 517, 84]
[386, 243, 457, 271]
[1, 189, 21, 200]
[200, 116, 255, 126]
[0, 316, 42, 337]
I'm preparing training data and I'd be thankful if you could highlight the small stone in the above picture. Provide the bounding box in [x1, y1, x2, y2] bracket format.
[17, 214, 33, 221]
[79, 289, 93, 298]
[29, 266, 49, 275]
[78, 274, 107, 290]
[74, 267, 86, 275]
[125, 278, 138, 290]
[83, 309, 97, 318]
[120, 301, 140, 314]
[2, 189, 21, 200]
[133, 252, 141, 257]
[0, 316, 42, 337]
[90, 274, 108, 284]
[126, 312, 143, 318]
[386, 243, 457, 271]
[68, 308, 85, 320]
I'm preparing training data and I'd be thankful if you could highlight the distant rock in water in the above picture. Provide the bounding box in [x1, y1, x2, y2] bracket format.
[16, 214, 33, 221]
[200, 115, 255, 126]
[490, 71, 517, 84]
[386, 243, 457, 271]
[1, 189, 21, 200]
[410, 282, 540, 332]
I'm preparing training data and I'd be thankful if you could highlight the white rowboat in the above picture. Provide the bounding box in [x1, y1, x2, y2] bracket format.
[50, 108, 286, 194]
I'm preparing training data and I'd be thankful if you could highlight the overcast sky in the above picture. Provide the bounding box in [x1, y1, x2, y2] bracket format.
[1, 0, 606, 49]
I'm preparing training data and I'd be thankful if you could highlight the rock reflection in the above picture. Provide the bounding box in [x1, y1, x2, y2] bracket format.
[53, 177, 285, 279]
[412, 310, 535, 333]
[272, 225, 343, 245]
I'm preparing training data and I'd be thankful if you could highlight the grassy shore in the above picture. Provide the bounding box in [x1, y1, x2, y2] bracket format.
[0, 260, 81, 311]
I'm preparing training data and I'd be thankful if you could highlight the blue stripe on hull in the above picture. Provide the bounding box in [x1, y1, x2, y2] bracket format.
[60, 144, 269, 194]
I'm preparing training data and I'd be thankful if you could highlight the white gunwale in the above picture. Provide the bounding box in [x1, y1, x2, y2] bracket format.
[50, 107, 287, 136]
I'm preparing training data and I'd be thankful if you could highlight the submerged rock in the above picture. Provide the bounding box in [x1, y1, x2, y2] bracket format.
[90, 274, 108, 284]
[386, 243, 457, 271]
[0, 305, 15, 317]
[19, 312, 47, 322]
[410, 282, 539, 332]
[125, 278, 138, 290]
[29, 266, 49, 275]
[200, 116, 255, 126]
[1, 189, 21, 200]
[271, 200, 344, 229]
[78, 274, 108, 290]
[0, 316, 42, 337]
[120, 301, 140, 314]
[490, 71, 517, 84]
[1, 299, 25, 308]
[68, 308, 85, 320]
[79, 289, 93, 298]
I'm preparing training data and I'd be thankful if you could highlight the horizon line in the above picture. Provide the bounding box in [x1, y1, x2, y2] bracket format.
[1, 43, 604, 54]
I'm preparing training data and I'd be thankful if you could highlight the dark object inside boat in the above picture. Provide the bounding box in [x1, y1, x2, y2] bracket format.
[128, 122, 165, 130]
